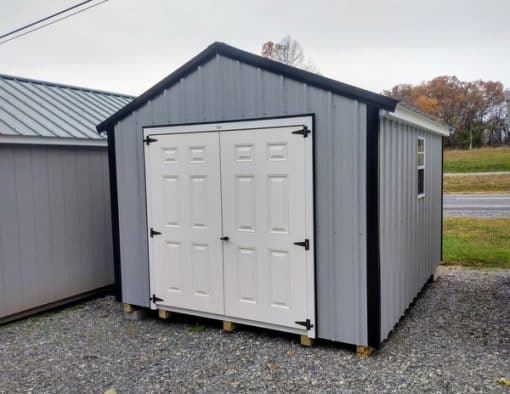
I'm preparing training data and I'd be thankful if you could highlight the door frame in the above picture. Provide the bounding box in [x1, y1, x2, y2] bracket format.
[143, 114, 316, 338]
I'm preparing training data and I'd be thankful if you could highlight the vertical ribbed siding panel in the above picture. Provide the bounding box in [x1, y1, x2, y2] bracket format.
[113, 55, 368, 345]
[116, 114, 151, 307]
[379, 117, 442, 341]
[0, 145, 113, 321]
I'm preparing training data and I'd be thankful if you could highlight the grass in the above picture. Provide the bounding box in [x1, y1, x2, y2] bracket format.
[443, 173, 510, 193]
[442, 217, 510, 269]
[444, 146, 510, 173]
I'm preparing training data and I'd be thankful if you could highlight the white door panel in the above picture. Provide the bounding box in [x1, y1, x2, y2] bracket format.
[146, 132, 224, 314]
[144, 117, 314, 337]
[220, 127, 308, 329]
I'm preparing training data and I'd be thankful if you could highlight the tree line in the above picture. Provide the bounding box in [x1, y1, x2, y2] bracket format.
[262, 36, 509, 150]
[384, 77, 508, 149]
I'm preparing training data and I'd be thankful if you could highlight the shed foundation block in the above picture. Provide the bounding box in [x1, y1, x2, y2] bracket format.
[433, 266, 441, 281]
[356, 345, 375, 358]
[223, 321, 236, 332]
[124, 309, 148, 321]
[300, 335, 314, 347]
[158, 309, 172, 320]
[123, 303, 138, 313]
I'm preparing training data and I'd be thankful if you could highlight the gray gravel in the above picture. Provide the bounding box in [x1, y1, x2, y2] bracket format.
[1, 267, 509, 393]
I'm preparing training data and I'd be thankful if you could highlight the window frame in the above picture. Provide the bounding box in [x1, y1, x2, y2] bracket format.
[417, 136, 425, 199]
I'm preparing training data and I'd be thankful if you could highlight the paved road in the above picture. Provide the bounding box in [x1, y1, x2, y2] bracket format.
[444, 171, 510, 177]
[444, 193, 510, 217]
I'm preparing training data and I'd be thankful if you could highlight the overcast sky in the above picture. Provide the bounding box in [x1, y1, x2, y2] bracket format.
[1, 0, 509, 97]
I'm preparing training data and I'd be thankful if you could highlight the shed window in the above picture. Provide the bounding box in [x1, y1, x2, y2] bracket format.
[417, 137, 425, 198]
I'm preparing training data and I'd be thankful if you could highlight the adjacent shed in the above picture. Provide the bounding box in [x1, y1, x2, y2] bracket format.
[97, 42, 451, 350]
[0, 74, 133, 323]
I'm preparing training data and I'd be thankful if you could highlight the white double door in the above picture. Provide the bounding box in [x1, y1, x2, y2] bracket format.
[145, 124, 313, 331]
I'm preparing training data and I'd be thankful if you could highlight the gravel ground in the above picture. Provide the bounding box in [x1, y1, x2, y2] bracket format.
[1, 267, 509, 393]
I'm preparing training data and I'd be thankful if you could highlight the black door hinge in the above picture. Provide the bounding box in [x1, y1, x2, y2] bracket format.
[144, 136, 158, 145]
[295, 319, 314, 330]
[292, 126, 310, 138]
[293, 239, 310, 250]
[150, 228, 162, 238]
[151, 294, 163, 303]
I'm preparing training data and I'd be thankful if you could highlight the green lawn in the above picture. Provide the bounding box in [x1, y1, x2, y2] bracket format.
[444, 146, 510, 173]
[442, 217, 510, 269]
[443, 174, 510, 193]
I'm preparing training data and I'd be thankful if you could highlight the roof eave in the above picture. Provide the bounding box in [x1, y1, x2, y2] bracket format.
[0, 135, 107, 147]
[382, 104, 453, 136]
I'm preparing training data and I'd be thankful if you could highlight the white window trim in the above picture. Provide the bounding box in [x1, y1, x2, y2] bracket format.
[417, 136, 425, 199]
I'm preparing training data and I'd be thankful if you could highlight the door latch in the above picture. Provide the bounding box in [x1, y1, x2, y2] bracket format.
[295, 319, 314, 330]
[144, 136, 158, 145]
[291, 126, 310, 138]
[293, 239, 310, 250]
[220, 236, 229, 241]
[151, 294, 164, 303]
[150, 228, 162, 238]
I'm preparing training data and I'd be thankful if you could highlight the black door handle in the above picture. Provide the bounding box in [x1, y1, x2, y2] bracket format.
[220, 236, 229, 241]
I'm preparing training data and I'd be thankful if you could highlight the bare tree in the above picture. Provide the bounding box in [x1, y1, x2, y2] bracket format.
[261, 35, 318, 73]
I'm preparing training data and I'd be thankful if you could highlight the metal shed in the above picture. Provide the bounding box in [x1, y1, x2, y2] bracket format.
[0, 74, 132, 323]
[97, 42, 451, 350]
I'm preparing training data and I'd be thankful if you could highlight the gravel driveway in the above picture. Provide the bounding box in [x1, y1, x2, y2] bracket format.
[1, 267, 509, 393]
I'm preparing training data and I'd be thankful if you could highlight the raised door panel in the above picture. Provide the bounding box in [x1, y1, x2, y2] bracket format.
[220, 127, 308, 330]
[146, 132, 223, 314]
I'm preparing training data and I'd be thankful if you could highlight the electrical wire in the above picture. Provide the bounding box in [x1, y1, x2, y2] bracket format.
[0, 0, 109, 46]
[0, 0, 94, 40]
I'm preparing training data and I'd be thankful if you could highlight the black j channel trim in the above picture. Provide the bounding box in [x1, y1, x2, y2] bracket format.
[366, 105, 381, 349]
[106, 129, 122, 301]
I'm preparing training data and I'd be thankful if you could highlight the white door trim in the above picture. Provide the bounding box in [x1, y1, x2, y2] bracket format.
[143, 115, 316, 338]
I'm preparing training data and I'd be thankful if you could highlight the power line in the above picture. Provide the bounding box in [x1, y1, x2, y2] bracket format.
[0, 0, 108, 46]
[0, 0, 94, 40]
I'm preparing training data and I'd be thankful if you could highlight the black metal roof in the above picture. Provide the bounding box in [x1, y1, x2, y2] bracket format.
[97, 42, 398, 132]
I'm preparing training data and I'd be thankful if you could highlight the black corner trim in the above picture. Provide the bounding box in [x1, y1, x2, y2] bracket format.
[97, 42, 398, 133]
[366, 105, 381, 349]
[440, 136, 444, 261]
[106, 129, 122, 302]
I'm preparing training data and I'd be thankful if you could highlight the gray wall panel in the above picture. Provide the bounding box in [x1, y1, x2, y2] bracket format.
[114, 54, 369, 345]
[115, 117, 151, 306]
[0, 146, 22, 316]
[0, 144, 114, 320]
[379, 117, 442, 341]
[47, 147, 69, 300]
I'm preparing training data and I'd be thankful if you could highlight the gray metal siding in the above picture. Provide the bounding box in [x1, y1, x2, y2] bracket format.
[114, 54, 369, 345]
[379, 117, 442, 341]
[0, 144, 114, 319]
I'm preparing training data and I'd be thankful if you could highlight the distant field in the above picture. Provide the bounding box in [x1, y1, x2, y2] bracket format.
[444, 146, 510, 173]
[442, 217, 510, 269]
[443, 174, 510, 193]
